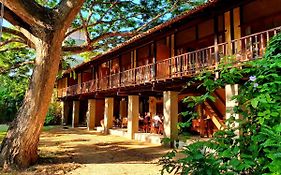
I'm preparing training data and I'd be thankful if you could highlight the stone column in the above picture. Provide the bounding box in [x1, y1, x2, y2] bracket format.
[104, 97, 114, 134]
[72, 101, 80, 128]
[119, 98, 127, 119]
[61, 101, 70, 125]
[225, 84, 239, 135]
[87, 99, 96, 130]
[127, 95, 139, 139]
[197, 104, 205, 137]
[163, 91, 178, 143]
[149, 96, 157, 117]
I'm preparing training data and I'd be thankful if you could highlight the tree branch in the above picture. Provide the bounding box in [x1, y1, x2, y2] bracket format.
[63, 1, 181, 55]
[54, 0, 85, 31]
[0, 38, 26, 47]
[62, 31, 136, 54]
[0, 46, 29, 53]
[2, 0, 54, 29]
[79, 12, 91, 44]
[3, 5, 31, 30]
[136, 0, 180, 32]
[2, 27, 35, 48]
[65, 1, 119, 39]
[62, 45, 93, 54]
[90, 31, 136, 45]
[0, 60, 34, 74]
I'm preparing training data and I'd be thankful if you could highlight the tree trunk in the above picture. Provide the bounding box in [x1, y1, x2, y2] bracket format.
[0, 30, 63, 170]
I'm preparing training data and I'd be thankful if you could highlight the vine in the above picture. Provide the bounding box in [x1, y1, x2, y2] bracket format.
[160, 33, 281, 175]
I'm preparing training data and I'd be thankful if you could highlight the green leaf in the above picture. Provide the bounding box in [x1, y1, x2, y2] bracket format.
[251, 98, 259, 108]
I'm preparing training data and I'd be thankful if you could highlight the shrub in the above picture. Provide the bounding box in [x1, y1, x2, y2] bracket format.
[160, 33, 281, 175]
[45, 100, 62, 125]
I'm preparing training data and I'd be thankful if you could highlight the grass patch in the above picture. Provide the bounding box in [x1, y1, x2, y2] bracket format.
[0, 124, 8, 132]
[43, 125, 57, 131]
[0, 125, 58, 142]
[0, 124, 8, 142]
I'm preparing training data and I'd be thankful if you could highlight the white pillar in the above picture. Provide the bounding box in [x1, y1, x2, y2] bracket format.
[119, 98, 127, 119]
[149, 96, 157, 117]
[72, 101, 80, 128]
[127, 95, 139, 139]
[225, 84, 239, 135]
[87, 99, 96, 130]
[61, 101, 70, 125]
[104, 97, 114, 134]
[163, 91, 178, 141]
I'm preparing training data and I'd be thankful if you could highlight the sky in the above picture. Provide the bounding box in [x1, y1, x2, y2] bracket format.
[3, 19, 11, 27]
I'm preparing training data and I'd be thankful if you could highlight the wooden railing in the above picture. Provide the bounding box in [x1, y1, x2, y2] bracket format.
[67, 84, 81, 96]
[120, 69, 135, 87]
[58, 26, 281, 98]
[229, 27, 279, 62]
[81, 80, 97, 94]
[135, 63, 154, 84]
[57, 88, 67, 98]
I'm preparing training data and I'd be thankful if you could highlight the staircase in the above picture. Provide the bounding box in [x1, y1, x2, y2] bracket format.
[200, 88, 226, 136]
[203, 101, 225, 130]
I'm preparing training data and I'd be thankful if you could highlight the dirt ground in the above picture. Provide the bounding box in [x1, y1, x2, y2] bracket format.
[1, 127, 171, 175]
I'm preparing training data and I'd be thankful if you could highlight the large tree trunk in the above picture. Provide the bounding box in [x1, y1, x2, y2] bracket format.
[0, 30, 63, 169]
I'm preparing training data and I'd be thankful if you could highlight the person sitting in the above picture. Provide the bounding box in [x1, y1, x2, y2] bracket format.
[113, 116, 121, 128]
[138, 113, 144, 131]
[121, 117, 128, 128]
[151, 114, 163, 134]
[144, 112, 151, 121]
[100, 119, 105, 133]
[143, 112, 151, 133]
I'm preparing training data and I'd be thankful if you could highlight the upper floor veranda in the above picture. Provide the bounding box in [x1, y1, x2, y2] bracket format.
[57, 0, 281, 99]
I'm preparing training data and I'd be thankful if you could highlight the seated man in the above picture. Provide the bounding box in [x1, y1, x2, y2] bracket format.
[121, 117, 128, 128]
[100, 119, 104, 132]
[151, 114, 163, 134]
[113, 116, 121, 128]
[138, 113, 144, 131]
[143, 112, 151, 133]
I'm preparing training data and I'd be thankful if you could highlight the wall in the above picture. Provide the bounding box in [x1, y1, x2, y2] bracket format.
[242, 0, 281, 35]
[137, 44, 152, 66]
[82, 70, 92, 82]
[121, 52, 131, 71]
[95, 99, 105, 126]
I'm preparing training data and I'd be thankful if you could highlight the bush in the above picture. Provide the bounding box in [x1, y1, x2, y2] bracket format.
[0, 75, 28, 123]
[45, 100, 62, 125]
[160, 33, 281, 175]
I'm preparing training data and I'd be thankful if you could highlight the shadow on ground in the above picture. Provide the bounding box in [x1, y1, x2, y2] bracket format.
[7, 127, 170, 175]
[39, 127, 168, 165]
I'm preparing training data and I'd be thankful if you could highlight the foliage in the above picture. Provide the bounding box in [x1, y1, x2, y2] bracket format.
[0, 75, 28, 123]
[0, 0, 208, 123]
[0, 125, 8, 142]
[6, 0, 207, 55]
[0, 46, 32, 123]
[0, 0, 207, 122]
[160, 33, 281, 175]
[45, 95, 62, 126]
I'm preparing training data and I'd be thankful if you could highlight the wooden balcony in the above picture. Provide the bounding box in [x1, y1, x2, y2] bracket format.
[57, 26, 281, 98]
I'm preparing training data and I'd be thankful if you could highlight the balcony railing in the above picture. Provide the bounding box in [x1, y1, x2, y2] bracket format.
[66, 84, 82, 96]
[81, 80, 97, 94]
[58, 26, 281, 98]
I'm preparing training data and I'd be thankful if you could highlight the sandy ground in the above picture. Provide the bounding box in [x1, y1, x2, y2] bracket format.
[1, 127, 171, 175]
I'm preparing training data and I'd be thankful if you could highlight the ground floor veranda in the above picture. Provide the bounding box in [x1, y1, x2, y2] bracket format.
[60, 83, 238, 145]
[58, 26, 281, 144]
